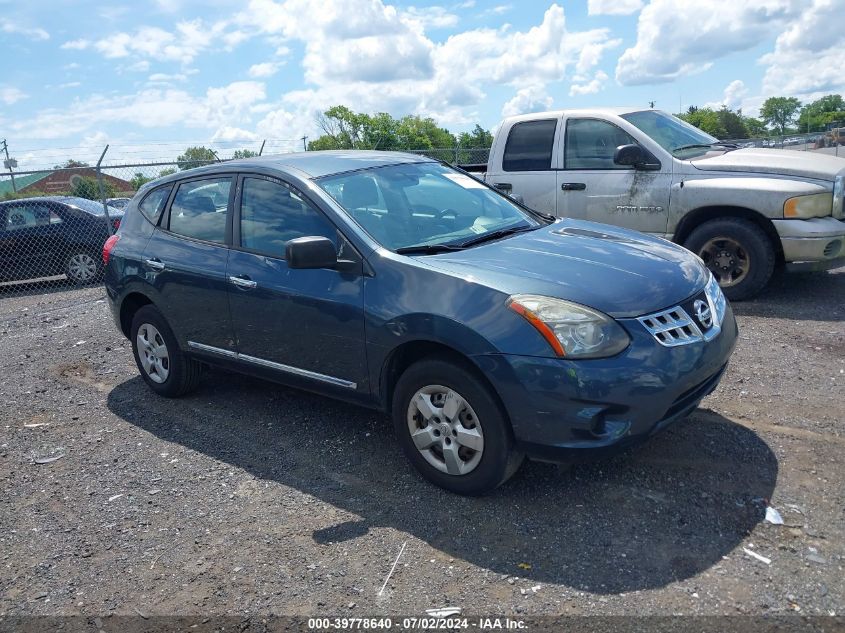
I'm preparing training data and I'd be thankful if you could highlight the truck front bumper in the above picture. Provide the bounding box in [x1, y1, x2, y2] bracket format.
[773, 217, 845, 271]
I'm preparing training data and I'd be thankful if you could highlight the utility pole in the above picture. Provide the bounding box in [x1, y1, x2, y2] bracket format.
[301, 136, 308, 151]
[649, 101, 655, 109]
[1, 139, 17, 193]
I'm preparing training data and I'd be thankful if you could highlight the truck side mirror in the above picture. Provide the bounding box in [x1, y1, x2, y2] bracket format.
[613, 144, 646, 167]
[286, 236, 338, 269]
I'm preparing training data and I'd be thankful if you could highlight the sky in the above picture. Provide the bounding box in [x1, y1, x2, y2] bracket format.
[0, 0, 843, 168]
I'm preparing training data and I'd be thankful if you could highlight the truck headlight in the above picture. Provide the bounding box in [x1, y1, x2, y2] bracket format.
[507, 294, 630, 359]
[784, 192, 833, 219]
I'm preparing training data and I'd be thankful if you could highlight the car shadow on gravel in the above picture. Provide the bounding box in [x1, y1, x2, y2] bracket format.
[731, 268, 844, 321]
[107, 372, 777, 595]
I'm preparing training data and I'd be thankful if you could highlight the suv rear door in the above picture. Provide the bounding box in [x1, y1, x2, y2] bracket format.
[144, 175, 236, 353]
[226, 174, 368, 394]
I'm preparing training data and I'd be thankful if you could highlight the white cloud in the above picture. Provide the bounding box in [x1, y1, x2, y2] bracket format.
[8, 81, 267, 140]
[587, 0, 643, 15]
[722, 79, 748, 110]
[0, 19, 49, 41]
[502, 85, 553, 117]
[61, 39, 90, 50]
[402, 6, 460, 29]
[148, 73, 190, 83]
[0, 87, 27, 105]
[248, 62, 283, 78]
[570, 70, 609, 96]
[616, 0, 799, 85]
[59, 82, 82, 89]
[760, 0, 845, 98]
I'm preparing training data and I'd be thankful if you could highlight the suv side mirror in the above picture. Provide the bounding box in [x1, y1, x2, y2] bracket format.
[613, 144, 660, 170]
[286, 236, 338, 269]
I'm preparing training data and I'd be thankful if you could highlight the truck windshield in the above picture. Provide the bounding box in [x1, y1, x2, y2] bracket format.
[621, 110, 720, 158]
[317, 162, 543, 252]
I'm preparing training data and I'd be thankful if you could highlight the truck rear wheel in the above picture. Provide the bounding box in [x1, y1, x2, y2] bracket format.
[684, 217, 775, 301]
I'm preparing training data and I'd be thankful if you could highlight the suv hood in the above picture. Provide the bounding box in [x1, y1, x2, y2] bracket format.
[419, 220, 708, 318]
[692, 148, 845, 181]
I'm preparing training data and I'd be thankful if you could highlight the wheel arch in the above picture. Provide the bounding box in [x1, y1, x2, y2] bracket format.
[119, 291, 154, 338]
[379, 339, 509, 425]
[673, 206, 784, 262]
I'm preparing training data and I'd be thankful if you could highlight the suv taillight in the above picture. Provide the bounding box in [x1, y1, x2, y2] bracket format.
[112, 218, 121, 231]
[103, 234, 120, 265]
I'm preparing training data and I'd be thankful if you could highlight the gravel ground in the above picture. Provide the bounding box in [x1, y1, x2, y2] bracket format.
[0, 269, 843, 618]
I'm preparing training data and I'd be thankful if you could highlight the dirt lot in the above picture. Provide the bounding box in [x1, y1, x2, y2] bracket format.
[1, 269, 843, 619]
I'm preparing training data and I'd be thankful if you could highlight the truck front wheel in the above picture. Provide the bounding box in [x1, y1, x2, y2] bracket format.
[683, 217, 775, 301]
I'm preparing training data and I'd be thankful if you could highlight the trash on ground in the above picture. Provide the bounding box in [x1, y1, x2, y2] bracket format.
[517, 562, 532, 570]
[33, 454, 64, 464]
[108, 493, 124, 502]
[765, 506, 784, 525]
[743, 547, 772, 565]
[24, 423, 50, 429]
[425, 607, 462, 617]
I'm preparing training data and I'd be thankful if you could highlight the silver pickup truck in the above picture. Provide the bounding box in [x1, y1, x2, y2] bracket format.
[471, 108, 845, 299]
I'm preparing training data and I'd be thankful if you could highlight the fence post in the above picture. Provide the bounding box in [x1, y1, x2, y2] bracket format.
[95, 144, 113, 235]
[455, 142, 459, 165]
[259, 139, 266, 156]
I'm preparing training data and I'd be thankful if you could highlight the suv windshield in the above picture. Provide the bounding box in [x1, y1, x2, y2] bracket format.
[621, 110, 720, 158]
[317, 162, 543, 251]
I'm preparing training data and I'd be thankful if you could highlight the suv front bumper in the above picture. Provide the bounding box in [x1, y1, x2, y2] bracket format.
[474, 304, 738, 461]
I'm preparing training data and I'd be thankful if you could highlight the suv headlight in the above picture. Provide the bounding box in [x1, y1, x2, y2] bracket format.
[507, 294, 630, 359]
[784, 192, 833, 219]
[704, 273, 727, 326]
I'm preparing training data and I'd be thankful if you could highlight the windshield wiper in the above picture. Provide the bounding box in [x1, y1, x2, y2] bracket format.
[395, 243, 466, 255]
[454, 224, 537, 248]
[673, 142, 738, 153]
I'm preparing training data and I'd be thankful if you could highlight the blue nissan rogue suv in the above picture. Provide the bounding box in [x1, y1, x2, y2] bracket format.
[104, 151, 738, 495]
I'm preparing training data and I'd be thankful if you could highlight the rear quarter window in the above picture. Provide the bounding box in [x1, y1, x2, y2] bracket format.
[138, 185, 172, 225]
[502, 119, 558, 172]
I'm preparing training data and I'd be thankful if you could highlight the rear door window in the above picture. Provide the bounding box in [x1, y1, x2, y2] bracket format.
[502, 119, 557, 171]
[167, 178, 232, 243]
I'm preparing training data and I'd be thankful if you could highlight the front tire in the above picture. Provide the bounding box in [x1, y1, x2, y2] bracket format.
[392, 356, 523, 495]
[683, 217, 775, 301]
[130, 305, 203, 397]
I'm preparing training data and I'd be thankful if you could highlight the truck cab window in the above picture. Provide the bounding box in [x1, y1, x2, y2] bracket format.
[503, 119, 557, 171]
[565, 119, 638, 170]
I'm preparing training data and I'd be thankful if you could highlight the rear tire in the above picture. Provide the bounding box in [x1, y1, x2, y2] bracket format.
[65, 250, 102, 285]
[392, 356, 523, 495]
[130, 305, 202, 397]
[683, 217, 775, 301]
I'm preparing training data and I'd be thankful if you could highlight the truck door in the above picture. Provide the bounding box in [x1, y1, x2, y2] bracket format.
[486, 118, 561, 216]
[558, 117, 671, 236]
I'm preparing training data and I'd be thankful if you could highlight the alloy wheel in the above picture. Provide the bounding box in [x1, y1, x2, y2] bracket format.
[698, 237, 750, 287]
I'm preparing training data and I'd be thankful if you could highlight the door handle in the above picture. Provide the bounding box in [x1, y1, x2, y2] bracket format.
[561, 183, 586, 191]
[144, 258, 165, 271]
[229, 275, 257, 289]
[493, 182, 513, 192]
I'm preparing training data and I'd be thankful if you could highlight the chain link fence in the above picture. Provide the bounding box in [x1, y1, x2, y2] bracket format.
[0, 143, 492, 297]
[724, 131, 843, 156]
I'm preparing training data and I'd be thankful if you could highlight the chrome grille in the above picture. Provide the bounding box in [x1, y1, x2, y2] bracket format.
[637, 306, 704, 347]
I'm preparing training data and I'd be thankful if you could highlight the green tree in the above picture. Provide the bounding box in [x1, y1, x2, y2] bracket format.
[232, 149, 259, 159]
[760, 97, 801, 135]
[176, 146, 218, 170]
[717, 107, 749, 139]
[743, 117, 769, 138]
[678, 108, 727, 138]
[159, 167, 177, 177]
[54, 159, 90, 169]
[797, 94, 845, 132]
[70, 176, 115, 200]
[458, 124, 494, 148]
[130, 172, 153, 190]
